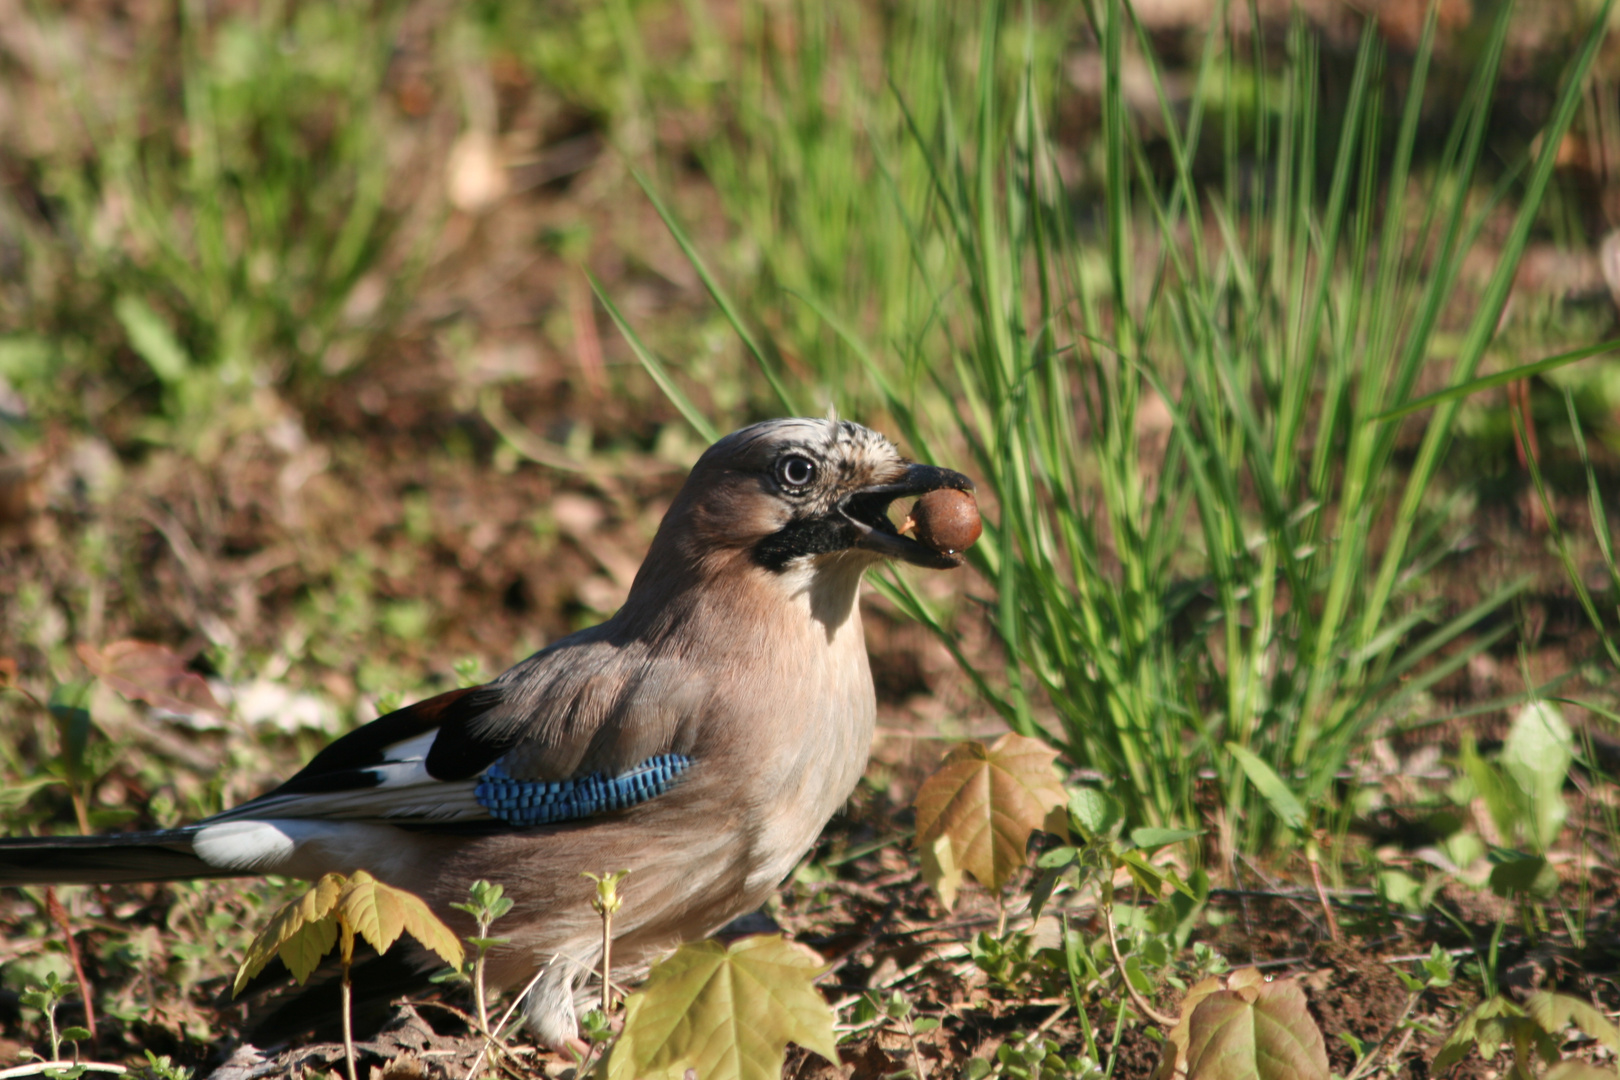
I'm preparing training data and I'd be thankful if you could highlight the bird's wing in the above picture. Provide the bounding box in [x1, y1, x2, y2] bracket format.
[207, 646, 706, 828]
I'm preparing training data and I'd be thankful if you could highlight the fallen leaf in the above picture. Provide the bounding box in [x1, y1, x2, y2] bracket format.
[607, 935, 837, 1080]
[914, 732, 1068, 897]
[77, 640, 222, 718]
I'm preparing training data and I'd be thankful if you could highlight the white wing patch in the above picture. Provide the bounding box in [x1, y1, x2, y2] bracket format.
[204, 725, 493, 824]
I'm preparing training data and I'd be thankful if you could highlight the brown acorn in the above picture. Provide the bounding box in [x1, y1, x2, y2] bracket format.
[903, 488, 982, 555]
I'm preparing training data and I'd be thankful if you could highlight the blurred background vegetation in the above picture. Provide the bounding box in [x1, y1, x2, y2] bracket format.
[3, 0, 1620, 1072]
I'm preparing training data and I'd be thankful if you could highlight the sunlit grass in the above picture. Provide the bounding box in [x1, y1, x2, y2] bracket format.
[655, 0, 1614, 851]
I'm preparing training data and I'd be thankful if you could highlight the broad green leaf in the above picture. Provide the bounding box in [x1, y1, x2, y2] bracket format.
[1459, 735, 1521, 843]
[1225, 744, 1306, 831]
[337, 870, 464, 971]
[1488, 854, 1558, 899]
[607, 936, 837, 1080]
[0, 777, 59, 810]
[114, 295, 191, 384]
[914, 733, 1069, 896]
[1433, 996, 1521, 1073]
[1501, 700, 1573, 850]
[234, 874, 343, 994]
[1526, 991, 1620, 1053]
[1180, 972, 1329, 1080]
[1069, 787, 1123, 838]
[1119, 850, 1168, 898]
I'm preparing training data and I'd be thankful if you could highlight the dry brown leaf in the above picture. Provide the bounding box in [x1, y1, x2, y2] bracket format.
[77, 640, 223, 717]
[914, 732, 1068, 896]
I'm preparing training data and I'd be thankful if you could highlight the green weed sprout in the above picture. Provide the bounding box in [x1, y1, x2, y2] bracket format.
[583, 869, 630, 1015]
[450, 879, 515, 1037]
[21, 971, 92, 1069]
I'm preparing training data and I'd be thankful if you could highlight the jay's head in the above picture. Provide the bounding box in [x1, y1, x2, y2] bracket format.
[646, 418, 975, 584]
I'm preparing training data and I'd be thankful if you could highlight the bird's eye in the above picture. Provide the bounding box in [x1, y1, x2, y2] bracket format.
[775, 454, 817, 491]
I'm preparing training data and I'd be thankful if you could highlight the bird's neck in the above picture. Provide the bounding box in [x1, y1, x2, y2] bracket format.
[615, 530, 873, 654]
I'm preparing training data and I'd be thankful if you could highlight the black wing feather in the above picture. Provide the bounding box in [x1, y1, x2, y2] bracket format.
[267, 684, 507, 796]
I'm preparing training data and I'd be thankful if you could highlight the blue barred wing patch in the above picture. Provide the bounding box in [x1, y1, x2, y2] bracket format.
[474, 754, 691, 826]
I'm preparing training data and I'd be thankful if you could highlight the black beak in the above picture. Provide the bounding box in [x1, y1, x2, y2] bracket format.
[840, 464, 976, 569]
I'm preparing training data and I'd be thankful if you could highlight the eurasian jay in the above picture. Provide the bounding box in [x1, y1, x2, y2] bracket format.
[0, 418, 974, 1047]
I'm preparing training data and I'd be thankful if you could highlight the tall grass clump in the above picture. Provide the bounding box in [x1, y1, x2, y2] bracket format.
[0, 3, 432, 446]
[652, 0, 1610, 849]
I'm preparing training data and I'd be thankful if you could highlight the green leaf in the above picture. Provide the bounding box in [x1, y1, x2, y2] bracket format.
[1433, 996, 1519, 1073]
[337, 870, 464, 971]
[114, 295, 191, 385]
[1119, 850, 1168, 898]
[607, 936, 837, 1080]
[1373, 338, 1620, 421]
[1180, 973, 1330, 1080]
[1501, 700, 1572, 851]
[233, 873, 343, 994]
[1459, 735, 1521, 843]
[1545, 1064, 1620, 1080]
[1069, 787, 1123, 838]
[1488, 854, 1558, 899]
[1525, 991, 1620, 1053]
[914, 733, 1069, 895]
[1225, 743, 1306, 831]
[1130, 827, 1203, 853]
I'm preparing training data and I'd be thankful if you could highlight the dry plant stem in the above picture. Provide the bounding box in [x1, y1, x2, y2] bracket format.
[460, 965, 549, 1080]
[1102, 905, 1177, 1029]
[44, 887, 97, 1043]
[1309, 857, 1342, 943]
[896, 1011, 929, 1080]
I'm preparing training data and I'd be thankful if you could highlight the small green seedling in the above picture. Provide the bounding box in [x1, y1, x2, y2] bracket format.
[21, 971, 93, 1069]
[582, 869, 630, 1014]
[450, 879, 515, 1037]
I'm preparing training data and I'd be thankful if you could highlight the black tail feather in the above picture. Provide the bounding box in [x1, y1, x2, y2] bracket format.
[0, 829, 237, 886]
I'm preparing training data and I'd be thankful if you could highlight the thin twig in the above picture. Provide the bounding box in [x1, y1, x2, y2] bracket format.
[1102, 905, 1177, 1028]
[44, 888, 97, 1045]
[1309, 857, 1342, 943]
[458, 965, 548, 1080]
